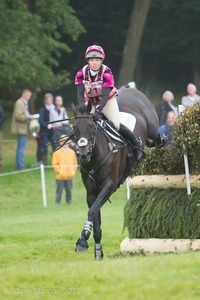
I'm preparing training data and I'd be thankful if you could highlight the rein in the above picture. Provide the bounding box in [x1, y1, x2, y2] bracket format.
[77, 118, 127, 185]
[47, 115, 92, 125]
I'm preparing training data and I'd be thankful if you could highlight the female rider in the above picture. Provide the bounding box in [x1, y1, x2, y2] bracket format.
[75, 43, 144, 161]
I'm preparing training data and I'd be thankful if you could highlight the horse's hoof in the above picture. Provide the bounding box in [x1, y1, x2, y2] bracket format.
[75, 238, 88, 252]
[94, 244, 104, 260]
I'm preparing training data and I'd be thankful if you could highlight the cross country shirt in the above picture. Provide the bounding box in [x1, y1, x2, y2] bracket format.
[75, 64, 117, 106]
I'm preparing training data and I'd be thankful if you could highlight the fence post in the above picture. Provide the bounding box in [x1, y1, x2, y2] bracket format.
[40, 163, 47, 207]
[183, 145, 191, 195]
[178, 105, 191, 195]
[126, 178, 131, 200]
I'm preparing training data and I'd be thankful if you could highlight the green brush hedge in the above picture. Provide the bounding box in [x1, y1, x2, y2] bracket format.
[124, 103, 200, 239]
[135, 101, 200, 175]
[124, 188, 200, 239]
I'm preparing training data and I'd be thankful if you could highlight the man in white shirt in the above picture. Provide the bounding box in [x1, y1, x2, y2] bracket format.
[181, 83, 200, 108]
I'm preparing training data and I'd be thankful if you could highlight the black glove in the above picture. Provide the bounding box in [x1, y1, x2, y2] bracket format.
[92, 109, 102, 121]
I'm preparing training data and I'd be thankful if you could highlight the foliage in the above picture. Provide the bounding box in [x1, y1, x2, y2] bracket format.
[135, 102, 200, 175]
[1, 0, 200, 105]
[173, 102, 200, 174]
[135, 146, 185, 175]
[139, 0, 200, 94]
[0, 0, 85, 100]
[64, 0, 133, 77]
[124, 188, 200, 239]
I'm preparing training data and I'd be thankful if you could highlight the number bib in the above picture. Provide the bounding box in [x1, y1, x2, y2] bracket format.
[82, 80, 103, 98]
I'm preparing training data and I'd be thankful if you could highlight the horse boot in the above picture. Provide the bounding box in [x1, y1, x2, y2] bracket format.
[119, 124, 145, 161]
[94, 244, 104, 260]
[75, 220, 93, 252]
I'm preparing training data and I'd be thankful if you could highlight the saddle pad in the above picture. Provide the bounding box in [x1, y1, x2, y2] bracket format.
[98, 112, 136, 142]
[98, 120, 123, 142]
[119, 112, 136, 132]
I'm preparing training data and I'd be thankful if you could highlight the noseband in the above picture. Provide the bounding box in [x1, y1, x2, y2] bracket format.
[74, 116, 97, 160]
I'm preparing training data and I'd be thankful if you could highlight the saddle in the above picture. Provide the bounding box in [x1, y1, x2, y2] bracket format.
[97, 119, 137, 180]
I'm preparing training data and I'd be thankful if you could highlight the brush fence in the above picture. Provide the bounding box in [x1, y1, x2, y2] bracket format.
[121, 174, 200, 255]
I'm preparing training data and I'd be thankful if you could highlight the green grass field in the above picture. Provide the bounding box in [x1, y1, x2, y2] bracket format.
[0, 132, 200, 300]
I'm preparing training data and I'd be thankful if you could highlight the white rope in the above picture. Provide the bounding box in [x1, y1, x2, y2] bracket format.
[0, 167, 40, 177]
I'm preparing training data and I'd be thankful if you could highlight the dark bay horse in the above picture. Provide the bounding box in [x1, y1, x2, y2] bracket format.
[72, 86, 160, 259]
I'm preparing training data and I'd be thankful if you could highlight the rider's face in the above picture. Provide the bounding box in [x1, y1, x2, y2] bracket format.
[87, 58, 102, 71]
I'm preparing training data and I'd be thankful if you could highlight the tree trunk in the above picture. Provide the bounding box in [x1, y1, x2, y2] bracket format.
[117, 0, 152, 87]
[193, 69, 200, 88]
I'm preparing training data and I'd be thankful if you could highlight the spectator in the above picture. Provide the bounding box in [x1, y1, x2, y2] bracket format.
[50, 95, 73, 142]
[181, 83, 200, 108]
[38, 93, 55, 165]
[0, 105, 6, 171]
[50, 95, 69, 126]
[52, 135, 78, 204]
[11, 89, 35, 170]
[159, 111, 176, 147]
[159, 91, 178, 125]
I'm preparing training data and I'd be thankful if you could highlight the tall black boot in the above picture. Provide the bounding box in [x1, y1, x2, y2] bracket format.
[119, 124, 145, 161]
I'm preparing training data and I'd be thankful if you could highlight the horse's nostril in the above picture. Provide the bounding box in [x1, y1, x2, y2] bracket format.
[80, 154, 90, 163]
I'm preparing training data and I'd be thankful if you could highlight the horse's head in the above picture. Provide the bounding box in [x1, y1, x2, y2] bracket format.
[72, 103, 96, 163]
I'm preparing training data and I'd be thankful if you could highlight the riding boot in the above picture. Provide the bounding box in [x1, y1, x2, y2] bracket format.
[119, 124, 145, 161]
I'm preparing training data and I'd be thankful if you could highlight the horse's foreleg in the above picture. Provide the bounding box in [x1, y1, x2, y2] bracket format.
[75, 191, 96, 253]
[75, 219, 93, 253]
[75, 180, 114, 256]
[90, 180, 114, 259]
[93, 210, 104, 260]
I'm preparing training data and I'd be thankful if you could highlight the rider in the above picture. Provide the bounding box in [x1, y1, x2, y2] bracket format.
[75, 43, 144, 161]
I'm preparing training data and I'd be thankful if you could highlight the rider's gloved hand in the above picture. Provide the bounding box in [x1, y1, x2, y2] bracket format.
[92, 109, 102, 121]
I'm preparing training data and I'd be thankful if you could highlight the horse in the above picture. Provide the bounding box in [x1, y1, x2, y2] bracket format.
[71, 85, 160, 260]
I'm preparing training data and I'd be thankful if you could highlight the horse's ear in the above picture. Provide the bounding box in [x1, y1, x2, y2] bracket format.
[71, 103, 77, 116]
[86, 100, 92, 114]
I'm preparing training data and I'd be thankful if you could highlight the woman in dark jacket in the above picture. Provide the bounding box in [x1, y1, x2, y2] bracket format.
[39, 93, 55, 165]
[160, 91, 178, 126]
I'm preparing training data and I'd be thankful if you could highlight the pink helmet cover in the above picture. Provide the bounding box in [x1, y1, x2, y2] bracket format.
[85, 44, 105, 60]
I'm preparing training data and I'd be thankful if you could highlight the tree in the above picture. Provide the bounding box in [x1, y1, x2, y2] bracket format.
[139, 0, 200, 96]
[0, 0, 85, 103]
[117, 0, 152, 87]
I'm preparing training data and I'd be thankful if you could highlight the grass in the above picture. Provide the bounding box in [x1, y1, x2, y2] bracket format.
[0, 131, 200, 299]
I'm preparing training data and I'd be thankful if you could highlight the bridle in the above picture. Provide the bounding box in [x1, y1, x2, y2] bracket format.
[73, 115, 98, 161]
[74, 115, 128, 187]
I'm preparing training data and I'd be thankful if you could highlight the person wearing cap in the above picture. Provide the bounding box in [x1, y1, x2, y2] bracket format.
[52, 135, 78, 204]
[74, 43, 144, 161]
